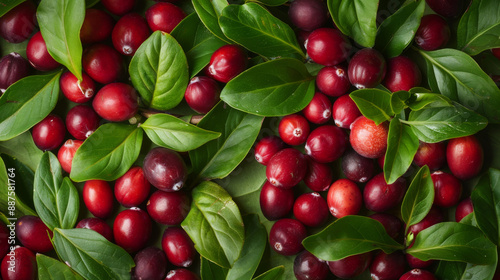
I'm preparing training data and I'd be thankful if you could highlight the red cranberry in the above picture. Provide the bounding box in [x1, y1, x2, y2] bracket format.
[0, 223, 8, 260]
[407, 207, 444, 245]
[143, 147, 187, 192]
[260, 181, 294, 221]
[266, 148, 308, 189]
[369, 213, 403, 239]
[92, 83, 139, 122]
[26, 32, 61, 71]
[492, 48, 500, 60]
[162, 227, 196, 267]
[254, 136, 285, 166]
[306, 28, 351, 66]
[83, 180, 114, 219]
[82, 44, 124, 84]
[269, 218, 307, 256]
[165, 269, 200, 280]
[76, 217, 113, 242]
[332, 94, 362, 129]
[32, 114, 66, 151]
[304, 157, 333, 192]
[57, 139, 83, 173]
[431, 171, 462, 208]
[294, 192, 329, 227]
[400, 268, 437, 280]
[113, 208, 152, 253]
[294, 251, 330, 280]
[296, 29, 311, 47]
[206, 45, 248, 83]
[147, 190, 190, 225]
[0, 52, 31, 92]
[15, 215, 53, 253]
[146, 2, 186, 33]
[383, 56, 421, 92]
[446, 135, 483, 180]
[415, 14, 450, 51]
[370, 251, 406, 280]
[327, 179, 362, 219]
[425, 0, 467, 18]
[184, 76, 221, 114]
[65, 105, 100, 140]
[0, 1, 36, 43]
[112, 13, 150, 56]
[341, 149, 375, 183]
[328, 252, 372, 279]
[133, 247, 168, 280]
[305, 125, 348, 163]
[1, 246, 37, 280]
[406, 253, 434, 269]
[348, 48, 387, 89]
[413, 141, 446, 171]
[364, 173, 406, 212]
[80, 9, 115, 44]
[303, 92, 332, 124]
[278, 114, 310, 146]
[101, 0, 136, 15]
[455, 197, 473, 222]
[115, 166, 151, 207]
[316, 65, 351, 97]
[349, 116, 389, 159]
[60, 71, 96, 103]
[288, 0, 327, 31]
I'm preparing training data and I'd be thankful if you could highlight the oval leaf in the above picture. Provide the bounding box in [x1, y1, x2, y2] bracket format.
[471, 169, 500, 245]
[407, 92, 453, 111]
[390, 90, 411, 115]
[349, 88, 393, 125]
[252, 266, 285, 280]
[201, 257, 229, 280]
[0, 157, 37, 218]
[37, 254, 84, 280]
[251, 0, 287, 6]
[435, 261, 467, 280]
[192, 0, 230, 42]
[220, 58, 315, 116]
[1, 155, 35, 210]
[401, 165, 434, 234]
[0, 132, 43, 171]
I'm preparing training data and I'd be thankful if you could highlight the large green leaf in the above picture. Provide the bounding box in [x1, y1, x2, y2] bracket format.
[471, 169, 500, 246]
[37, 254, 84, 280]
[252, 267, 284, 280]
[435, 261, 467, 280]
[129, 31, 189, 110]
[192, 0, 230, 42]
[407, 92, 453, 111]
[349, 88, 393, 125]
[0, 132, 43, 171]
[201, 257, 229, 280]
[220, 58, 315, 116]
[1, 154, 35, 209]
[401, 166, 434, 234]
[0, 157, 37, 218]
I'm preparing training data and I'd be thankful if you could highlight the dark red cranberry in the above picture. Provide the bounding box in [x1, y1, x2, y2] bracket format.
[303, 92, 332, 124]
[184, 76, 221, 114]
[26, 32, 61, 71]
[413, 141, 446, 171]
[304, 157, 333, 192]
[162, 227, 196, 267]
[76, 217, 113, 242]
[83, 180, 114, 219]
[425, 0, 467, 18]
[328, 252, 372, 279]
[133, 247, 168, 280]
[113, 208, 152, 253]
[260, 181, 294, 221]
[370, 251, 406, 280]
[82, 44, 124, 84]
[446, 135, 483, 180]
[0, 52, 31, 92]
[254, 136, 286, 166]
[294, 192, 329, 227]
[115, 166, 151, 207]
[294, 251, 330, 280]
[165, 269, 200, 280]
[415, 14, 450, 51]
[332, 94, 362, 129]
[92, 83, 139, 122]
[147, 190, 190, 225]
[146, 2, 186, 33]
[112, 13, 150, 56]
[383, 56, 421, 92]
[266, 148, 308, 188]
[341, 149, 375, 183]
[492, 48, 500, 60]
[278, 114, 310, 146]
[80, 9, 115, 44]
[296, 29, 312, 47]
[288, 0, 327, 31]
[364, 173, 406, 212]
[60, 71, 96, 103]
[1, 246, 37, 280]
[348, 48, 387, 89]
[305, 125, 348, 163]
[455, 197, 473, 222]
[15, 215, 53, 253]
[0, 1, 36, 43]
[316, 65, 351, 97]
[57, 139, 83, 173]
[143, 147, 187, 192]
[269, 219, 307, 256]
[32, 114, 66, 151]
[206, 45, 248, 83]
[349, 116, 389, 159]
[407, 207, 444, 245]
[0, 223, 8, 260]
[101, 0, 136, 15]
[400, 268, 437, 280]
[306, 28, 351, 66]
[327, 179, 362, 219]
[406, 253, 434, 269]
[369, 213, 403, 239]
[431, 171, 462, 208]
[65, 105, 100, 140]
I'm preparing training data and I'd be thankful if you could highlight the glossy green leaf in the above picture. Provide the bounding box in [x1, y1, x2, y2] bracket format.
[141, 113, 221, 152]
[0, 132, 43, 171]
[1, 154, 35, 210]
[435, 261, 467, 280]
[181, 181, 245, 268]
[52, 228, 135, 280]
[461, 257, 498, 280]
[37, 254, 84, 280]
[201, 257, 229, 280]
[471, 169, 500, 245]
[0, 0, 26, 17]
[129, 31, 189, 110]
[390, 90, 411, 115]
[37, 0, 84, 80]
[251, 0, 287, 6]
[219, 3, 304, 60]
[350, 88, 393, 125]
[406, 222, 497, 265]
[303, 215, 404, 261]
[407, 92, 453, 111]
[221, 58, 315, 116]
[401, 165, 434, 234]
[252, 266, 284, 280]
[0, 157, 37, 218]
[70, 123, 143, 182]
[192, 0, 230, 42]
[419, 48, 500, 123]
[0, 72, 61, 141]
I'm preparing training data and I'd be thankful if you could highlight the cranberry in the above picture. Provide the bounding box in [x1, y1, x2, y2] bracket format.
[92, 83, 139, 122]
[60, 71, 96, 103]
[147, 190, 190, 225]
[80, 9, 115, 44]
[328, 252, 372, 279]
[383, 56, 421, 92]
[406, 253, 434, 269]
[348, 48, 387, 89]
[115, 166, 151, 207]
[431, 171, 462, 208]
[254, 135, 285, 166]
[266, 148, 308, 188]
[364, 173, 406, 212]
[293, 251, 330, 280]
[83, 180, 114, 219]
[294, 192, 329, 227]
[26, 32, 61, 72]
[400, 269, 437, 280]
[278, 114, 310, 146]
[184, 76, 221, 114]
[332, 94, 362, 129]
[370, 251, 406, 280]
[349, 116, 389, 159]
[112, 13, 150, 56]
[303, 92, 332, 124]
[82, 44, 124, 84]
[269, 218, 307, 256]
[206, 45, 248, 83]
[57, 139, 83, 173]
[306, 28, 351, 66]
[425, 0, 467, 18]
[1, 247, 37, 280]
[446, 135, 483, 180]
[143, 147, 188, 192]
[76, 217, 113, 242]
[492, 48, 500, 60]
[415, 14, 450, 51]
[133, 247, 168, 280]
[0, 1, 36, 43]
[341, 149, 375, 183]
[316, 65, 351, 97]
[413, 141, 446, 171]
[32, 114, 66, 151]
[0, 223, 7, 260]
[65, 105, 100, 140]
[162, 227, 196, 267]
[455, 197, 473, 222]
[113, 208, 152, 253]
[288, 0, 327, 31]
[101, 0, 136, 15]
[327, 179, 362, 219]
[305, 125, 348, 163]
[407, 207, 444, 245]
[15, 215, 53, 253]
[304, 157, 333, 192]
[165, 269, 200, 280]
[146, 2, 186, 33]
[0, 52, 31, 92]
[260, 180, 294, 221]
[369, 213, 403, 239]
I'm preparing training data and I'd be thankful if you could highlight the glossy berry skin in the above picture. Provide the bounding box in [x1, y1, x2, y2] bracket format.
[293, 192, 329, 227]
[133, 247, 168, 280]
[364, 173, 406, 212]
[254, 136, 285, 166]
[26, 32, 61, 71]
[332, 94, 361, 129]
[327, 179, 362, 219]
[446, 135, 483, 180]
[260, 181, 294, 221]
[305, 125, 348, 163]
[76, 217, 113, 242]
[406, 253, 434, 269]
[348, 48, 387, 89]
[400, 269, 437, 280]
[455, 197, 474, 222]
[112, 13, 150, 56]
[288, 0, 327, 31]
[278, 114, 310, 146]
[113, 208, 152, 253]
[65, 105, 100, 140]
[293, 251, 330, 280]
[162, 227, 196, 267]
[143, 147, 188, 192]
[82, 44, 124, 84]
[349, 116, 389, 159]
[165, 269, 200, 280]
[328, 252, 372, 279]
[57, 139, 83, 173]
[15, 215, 53, 253]
[32, 114, 66, 151]
[0, 1, 36, 43]
[341, 149, 375, 183]
[304, 157, 333, 192]
[0, 52, 31, 92]
[206, 45, 247, 83]
[92, 83, 139, 122]
[303, 92, 332, 124]
[60, 71, 96, 103]
[431, 171, 462, 208]
[413, 141, 446, 171]
[147, 190, 190, 225]
[266, 148, 308, 189]
[370, 251, 406, 280]
[115, 166, 151, 207]
[184, 76, 221, 114]
[1, 246, 37, 280]
[306, 28, 351, 66]
[316, 65, 351, 97]
[83, 180, 114, 219]
[383, 56, 421, 92]
[0, 223, 8, 260]
[146, 2, 186, 33]
[369, 213, 403, 239]
[425, 0, 467, 18]
[269, 219, 307, 256]
[80, 9, 115, 44]
[102, 0, 136, 15]
[407, 207, 444, 245]
[415, 14, 450, 51]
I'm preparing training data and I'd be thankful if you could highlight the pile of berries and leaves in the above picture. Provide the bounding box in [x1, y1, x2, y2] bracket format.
[1, 0, 500, 279]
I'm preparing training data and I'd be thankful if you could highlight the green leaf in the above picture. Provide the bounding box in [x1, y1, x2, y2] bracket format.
[0, 0, 26, 17]
[85, 0, 100, 8]
[435, 261, 467, 280]
[37, 254, 84, 280]
[390, 90, 411, 115]
[189, 102, 264, 180]
[302, 215, 404, 261]
[471, 169, 500, 245]
[0, 72, 61, 141]
[141, 113, 221, 152]
[1, 155, 35, 209]
[201, 257, 229, 280]
[37, 0, 84, 80]
[457, 0, 500, 55]
[419, 48, 500, 123]
[70, 123, 143, 182]
[0, 157, 37, 218]
[250, 0, 287, 6]
[349, 88, 393, 125]
[401, 165, 434, 234]
[219, 3, 304, 60]
[52, 228, 135, 280]
[181, 181, 245, 268]
[129, 31, 189, 110]
[406, 222, 497, 265]
[376, 0, 425, 57]
[0, 132, 43, 171]
[220, 58, 315, 116]
[461, 256, 498, 280]
[192, 0, 230, 42]
[407, 92, 453, 111]
[252, 266, 285, 280]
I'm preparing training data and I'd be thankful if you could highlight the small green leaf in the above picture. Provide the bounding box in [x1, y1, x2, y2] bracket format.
[192, 0, 230, 42]
[390, 90, 411, 115]
[252, 266, 285, 280]
[0, 132, 43, 171]
[471, 169, 500, 245]
[401, 165, 434, 234]
[37, 254, 84, 280]
[350, 88, 393, 125]
[461, 257, 498, 280]
[201, 257, 229, 280]
[407, 92, 453, 111]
